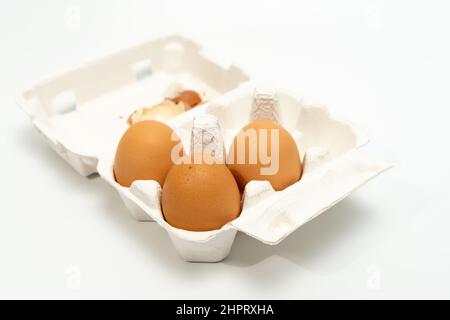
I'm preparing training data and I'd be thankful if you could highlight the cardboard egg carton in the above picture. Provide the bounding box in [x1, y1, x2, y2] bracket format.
[18, 35, 391, 262]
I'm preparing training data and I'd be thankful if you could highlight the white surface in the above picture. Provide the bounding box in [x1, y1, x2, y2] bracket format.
[1, 0, 449, 299]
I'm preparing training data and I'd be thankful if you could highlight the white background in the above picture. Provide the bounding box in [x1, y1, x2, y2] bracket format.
[1, 0, 449, 299]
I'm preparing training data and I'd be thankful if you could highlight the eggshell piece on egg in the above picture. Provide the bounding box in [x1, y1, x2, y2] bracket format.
[171, 90, 202, 110]
[114, 120, 184, 187]
[227, 120, 302, 191]
[162, 155, 241, 231]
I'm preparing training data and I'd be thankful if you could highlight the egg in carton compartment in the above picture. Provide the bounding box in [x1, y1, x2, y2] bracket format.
[17, 35, 249, 176]
[97, 83, 392, 262]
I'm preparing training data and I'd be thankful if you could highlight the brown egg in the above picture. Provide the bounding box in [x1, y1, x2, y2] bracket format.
[171, 90, 202, 109]
[114, 120, 184, 187]
[162, 154, 241, 231]
[227, 120, 302, 191]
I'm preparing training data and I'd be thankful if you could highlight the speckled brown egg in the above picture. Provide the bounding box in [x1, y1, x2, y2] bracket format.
[162, 155, 241, 231]
[171, 90, 202, 110]
[114, 120, 184, 187]
[227, 120, 302, 191]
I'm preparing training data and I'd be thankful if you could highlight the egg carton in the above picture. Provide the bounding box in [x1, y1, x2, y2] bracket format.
[96, 84, 390, 262]
[17, 35, 391, 262]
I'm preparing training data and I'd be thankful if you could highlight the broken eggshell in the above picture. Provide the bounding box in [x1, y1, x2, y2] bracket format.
[128, 90, 203, 125]
[127, 100, 186, 125]
[171, 90, 202, 110]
